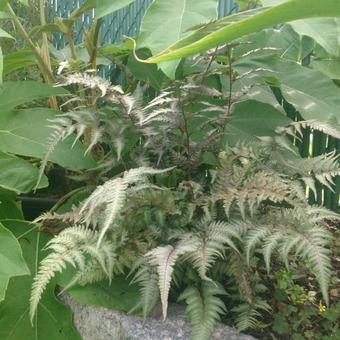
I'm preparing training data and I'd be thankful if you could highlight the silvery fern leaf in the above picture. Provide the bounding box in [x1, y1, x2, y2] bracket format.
[146, 242, 197, 320]
[179, 220, 241, 281]
[78, 167, 173, 247]
[129, 258, 159, 318]
[279, 119, 340, 140]
[30, 226, 116, 322]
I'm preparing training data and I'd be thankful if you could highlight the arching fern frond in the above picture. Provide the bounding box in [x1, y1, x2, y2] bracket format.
[244, 207, 334, 305]
[146, 242, 197, 320]
[232, 298, 271, 332]
[279, 119, 340, 140]
[278, 151, 340, 196]
[179, 220, 242, 281]
[214, 147, 305, 219]
[30, 226, 116, 322]
[129, 258, 159, 318]
[178, 281, 227, 340]
[79, 167, 173, 246]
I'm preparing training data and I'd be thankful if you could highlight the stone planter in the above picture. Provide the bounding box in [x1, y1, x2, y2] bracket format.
[62, 294, 256, 340]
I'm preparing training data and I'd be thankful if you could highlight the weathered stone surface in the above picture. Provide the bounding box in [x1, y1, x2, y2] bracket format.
[62, 294, 256, 340]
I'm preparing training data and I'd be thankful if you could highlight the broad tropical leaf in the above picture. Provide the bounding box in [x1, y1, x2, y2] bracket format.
[0, 81, 67, 110]
[2, 49, 36, 76]
[57, 272, 140, 313]
[127, 50, 167, 89]
[0, 190, 24, 220]
[0, 222, 29, 302]
[137, 0, 218, 78]
[140, 0, 340, 63]
[0, 220, 81, 340]
[0, 152, 48, 193]
[224, 100, 291, 145]
[234, 55, 340, 121]
[95, 0, 136, 19]
[289, 18, 340, 57]
[0, 108, 96, 170]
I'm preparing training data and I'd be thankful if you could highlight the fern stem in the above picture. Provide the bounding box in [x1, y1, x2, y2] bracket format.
[177, 88, 192, 179]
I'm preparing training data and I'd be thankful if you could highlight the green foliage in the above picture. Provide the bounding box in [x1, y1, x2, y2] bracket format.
[0, 190, 24, 219]
[0, 221, 29, 302]
[0, 220, 80, 339]
[0, 45, 2, 84]
[0, 1, 340, 339]
[29, 225, 117, 321]
[137, 0, 219, 78]
[178, 281, 227, 340]
[0, 81, 67, 110]
[0, 151, 48, 193]
[271, 269, 340, 339]
[95, 0, 136, 19]
[140, 0, 340, 63]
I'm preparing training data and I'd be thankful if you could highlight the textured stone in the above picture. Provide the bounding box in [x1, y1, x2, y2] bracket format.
[62, 294, 256, 340]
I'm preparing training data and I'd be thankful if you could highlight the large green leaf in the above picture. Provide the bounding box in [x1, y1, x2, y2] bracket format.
[234, 55, 340, 121]
[0, 222, 29, 302]
[289, 18, 340, 57]
[141, 0, 340, 64]
[0, 190, 24, 220]
[127, 49, 168, 89]
[95, 0, 136, 19]
[311, 58, 340, 80]
[0, 152, 48, 193]
[0, 220, 80, 340]
[307, 39, 340, 80]
[0, 81, 67, 111]
[224, 100, 291, 145]
[0, 108, 96, 170]
[137, 0, 218, 78]
[2, 49, 36, 76]
[234, 25, 314, 62]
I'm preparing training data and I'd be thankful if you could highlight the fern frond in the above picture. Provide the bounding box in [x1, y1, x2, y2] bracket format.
[78, 167, 173, 246]
[232, 298, 271, 332]
[304, 205, 340, 223]
[178, 281, 227, 340]
[180, 220, 241, 280]
[245, 227, 271, 264]
[281, 119, 340, 140]
[30, 226, 116, 322]
[214, 157, 303, 218]
[57, 72, 123, 97]
[281, 151, 340, 194]
[245, 207, 334, 305]
[35, 121, 71, 191]
[262, 231, 283, 273]
[129, 258, 159, 318]
[146, 242, 197, 320]
[294, 226, 332, 305]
